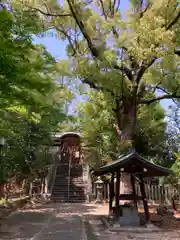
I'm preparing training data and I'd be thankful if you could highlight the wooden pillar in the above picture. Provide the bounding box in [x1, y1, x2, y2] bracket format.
[109, 172, 114, 212]
[139, 175, 150, 223]
[115, 171, 120, 220]
[130, 173, 137, 209]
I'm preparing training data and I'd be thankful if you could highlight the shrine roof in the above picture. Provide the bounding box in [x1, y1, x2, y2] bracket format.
[93, 149, 173, 177]
[53, 132, 81, 139]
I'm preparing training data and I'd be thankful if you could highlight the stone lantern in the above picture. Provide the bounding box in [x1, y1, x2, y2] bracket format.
[0, 137, 5, 198]
[0, 137, 5, 148]
[95, 176, 104, 203]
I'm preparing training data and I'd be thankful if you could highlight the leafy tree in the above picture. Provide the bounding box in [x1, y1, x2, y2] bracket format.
[14, 0, 180, 150]
[0, 7, 72, 188]
[167, 105, 180, 132]
[169, 153, 180, 188]
[76, 90, 169, 167]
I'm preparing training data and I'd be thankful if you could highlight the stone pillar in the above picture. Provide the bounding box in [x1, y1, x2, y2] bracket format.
[82, 164, 92, 202]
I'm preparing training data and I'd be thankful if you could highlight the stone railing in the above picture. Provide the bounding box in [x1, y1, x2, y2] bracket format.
[82, 164, 93, 202]
[46, 164, 57, 195]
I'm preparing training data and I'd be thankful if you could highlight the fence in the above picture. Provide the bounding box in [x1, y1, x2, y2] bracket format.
[92, 182, 179, 205]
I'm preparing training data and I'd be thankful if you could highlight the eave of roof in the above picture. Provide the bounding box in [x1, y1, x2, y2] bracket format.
[53, 132, 81, 139]
[93, 150, 173, 177]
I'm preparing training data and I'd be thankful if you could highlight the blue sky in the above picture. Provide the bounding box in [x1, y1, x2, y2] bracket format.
[33, 1, 172, 113]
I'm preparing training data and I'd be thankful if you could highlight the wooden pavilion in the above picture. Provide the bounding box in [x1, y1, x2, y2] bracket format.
[93, 149, 173, 224]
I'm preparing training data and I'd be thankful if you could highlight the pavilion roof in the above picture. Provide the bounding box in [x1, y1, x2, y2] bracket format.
[52, 132, 81, 146]
[93, 149, 173, 177]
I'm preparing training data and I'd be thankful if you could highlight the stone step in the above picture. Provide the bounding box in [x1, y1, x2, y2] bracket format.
[51, 162, 85, 203]
[55, 172, 83, 174]
[54, 176, 82, 179]
[53, 183, 84, 186]
[52, 189, 85, 192]
[52, 193, 85, 197]
[52, 191, 85, 195]
[53, 187, 85, 190]
[53, 181, 84, 184]
[52, 189, 84, 192]
[51, 195, 86, 199]
[54, 178, 82, 180]
[50, 198, 86, 203]
[54, 178, 83, 182]
[54, 182, 84, 186]
[53, 185, 85, 188]
[54, 180, 82, 183]
[51, 196, 86, 200]
[52, 195, 85, 198]
[52, 187, 85, 191]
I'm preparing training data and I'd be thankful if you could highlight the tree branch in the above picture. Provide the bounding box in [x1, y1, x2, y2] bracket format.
[136, 57, 156, 83]
[67, 0, 101, 59]
[113, 63, 133, 81]
[139, 2, 150, 18]
[156, 86, 180, 105]
[175, 49, 180, 57]
[54, 26, 77, 56]
[29, 7, 71, 17]
[139, 94, 180, 105]
[166, 9, 180, 30]
[82, 76, 122, 99]
[100, 0, 107, 20]
[116, 0, 121, 12]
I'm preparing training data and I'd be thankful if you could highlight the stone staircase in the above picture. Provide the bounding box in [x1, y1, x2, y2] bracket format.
[51, 163, 86, 202]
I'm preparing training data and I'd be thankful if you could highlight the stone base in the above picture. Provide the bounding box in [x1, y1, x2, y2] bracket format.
[119, 205, 140, 226]
[109, 224, 161, 233]
[94, 199, 103, 204]
[102, 216, 161, 233]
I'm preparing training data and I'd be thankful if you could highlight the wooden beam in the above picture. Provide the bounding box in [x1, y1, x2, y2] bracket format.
[139, 175, 150, 223]
[130, 173, 138, 209]
[115, 171, 120, 220]
[109, 172, 114, 212]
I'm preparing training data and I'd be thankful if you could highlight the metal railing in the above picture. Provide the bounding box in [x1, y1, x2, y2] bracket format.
[67, 151, 73, 201]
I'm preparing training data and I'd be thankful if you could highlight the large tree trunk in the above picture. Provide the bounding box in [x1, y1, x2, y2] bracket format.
[115, 100, 137, 148]
[115, 99, 137, 205]
[0, 184, 5, 199]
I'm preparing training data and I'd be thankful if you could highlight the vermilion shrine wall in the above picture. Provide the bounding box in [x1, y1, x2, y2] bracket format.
[59, 135, 81, 164]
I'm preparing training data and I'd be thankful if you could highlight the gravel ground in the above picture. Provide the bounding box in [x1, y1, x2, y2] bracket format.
[0, 202, 179, 240]
[0, 202, 104, 240]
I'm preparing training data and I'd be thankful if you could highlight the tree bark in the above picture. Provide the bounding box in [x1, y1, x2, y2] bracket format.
[114, 98, 138, 204]
[115, 99, 137, 148]
[0, 184, 4, 199]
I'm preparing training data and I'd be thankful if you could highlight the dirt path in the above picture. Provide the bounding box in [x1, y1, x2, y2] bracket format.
[0, 202, 107, 240]
[0, 202, 179, 240]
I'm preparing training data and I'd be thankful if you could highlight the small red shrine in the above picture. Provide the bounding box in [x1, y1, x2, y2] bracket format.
[53, 132, 81, 164]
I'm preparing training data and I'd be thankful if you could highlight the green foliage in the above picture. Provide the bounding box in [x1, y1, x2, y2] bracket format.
[8, 1, 180, 170]
[13, 0, 180, 148]
[76, 90, 168, 167]
[172, 153, 180, 175]
[0, 6, 72, 183]
[168, 153, 180, 187]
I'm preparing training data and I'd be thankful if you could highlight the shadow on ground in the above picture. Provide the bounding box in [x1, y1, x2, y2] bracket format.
[0, 203, 107, 240]
[0, 206, 51, 239]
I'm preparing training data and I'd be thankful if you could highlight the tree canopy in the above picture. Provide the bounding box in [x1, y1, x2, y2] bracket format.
[0, 6, 72, 184]
[75, 90, 175, 167]
[13, 0, 180, 150]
